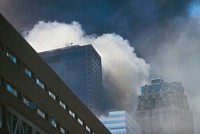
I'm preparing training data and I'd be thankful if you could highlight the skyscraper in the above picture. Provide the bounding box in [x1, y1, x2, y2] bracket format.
[136, 78, 194, 134]
[0, 13, 110, 134]
[40, 45, 104, 115]
[100, 111, 141, 134]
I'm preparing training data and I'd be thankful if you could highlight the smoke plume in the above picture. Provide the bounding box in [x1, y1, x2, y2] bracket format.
[141, 14, 200, 133]
[24, 21, 150, 111]
[0, 0, 193, 47]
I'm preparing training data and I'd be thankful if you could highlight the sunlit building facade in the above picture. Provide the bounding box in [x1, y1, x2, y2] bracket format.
[40, 45, 104, 115]
[0, 13, 110, 134]
[100, 111, 141, 134]
[136, 78, 194, 134]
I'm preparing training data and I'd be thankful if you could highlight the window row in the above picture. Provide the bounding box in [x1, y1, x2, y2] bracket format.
[1, 47, 97, 134]
[5, 80, 95, 134]
[0, 79, 68, 134]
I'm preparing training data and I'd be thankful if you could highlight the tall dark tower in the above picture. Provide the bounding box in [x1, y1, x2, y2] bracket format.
[136, 78, 194, 134]
[40, 45, 104, 116]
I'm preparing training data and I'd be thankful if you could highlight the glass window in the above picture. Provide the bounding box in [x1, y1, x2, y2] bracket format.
[23, 97, 30, 106]
[59, 101, 66, 109]
[50, 118, 57, 127]
[48, 91, 56, 100]
[69, 110, 75, 118]
[86, 125, 91, 132]
[25, 68, 32, 78]
[37, 109, 45, 119]
[6, 52, 17, 64]
[36, 78, 45, 89]
[22, 97, 36, 109]
[78, 118, 83, 126]
[60, 127, 66, 134]
[6, 84, 17, 97]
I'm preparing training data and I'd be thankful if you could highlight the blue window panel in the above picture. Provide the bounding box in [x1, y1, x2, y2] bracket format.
[7, 84, 11, 91]
[148, 85, 152, 93]
[163, 83, 169, 91]
[12, 57, 17, 63]
[36, 79, 39, 84]
[7, 52, 17, 64]
[25, 68, 32, 78]
[29, 102, 36, 109]
[50, 118, 57, 127]
[155, 84, 160, 92]
[36, 78, 45, 89]
[140, 86, 145, 93]
[6, 84, 17, 96]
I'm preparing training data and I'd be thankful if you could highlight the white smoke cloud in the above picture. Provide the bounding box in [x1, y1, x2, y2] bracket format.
[24, 20, 150, 111]
[147, 17, 200, 134]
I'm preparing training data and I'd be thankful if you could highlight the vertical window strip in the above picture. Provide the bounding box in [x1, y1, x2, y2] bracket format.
[29, 102, 36, 109]
[59, 101, 66, 109]
[50, 118, 57, 128]
[23, 97, 30, 106]
[69, 110, 75, 118]
[86, 125, 91, 132]
[22, 97, 36, 109]
[25, 68, 32, 78]
[6, 84, 17, 97]
[37, 108, 45, 119]
[60, 127, 66, 134]
[6, 52, 17, 64]
[36, 78, 45, 89]
[78, 118, 83, 126]
[48, 91, 56, 100]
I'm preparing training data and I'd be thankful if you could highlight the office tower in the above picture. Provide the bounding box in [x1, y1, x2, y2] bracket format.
[40, 45, 104, 115]
[100, 111, 141, 134]
[136, 78, 194, 134]
[0, 13, 110, 134]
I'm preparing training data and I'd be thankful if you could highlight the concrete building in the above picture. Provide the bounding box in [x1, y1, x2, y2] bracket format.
[40, 45, 104, 115]
[136, 78, 194, 134]
[100, 111, 141, 134]
[0, 13, 110, 134]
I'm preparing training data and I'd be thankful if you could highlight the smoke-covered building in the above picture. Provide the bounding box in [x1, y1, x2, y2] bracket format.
[100, 111, 141, 134]
[0, 13, 111, 134]
[136, 78, 194, 134]
[39, 45, 104, 116]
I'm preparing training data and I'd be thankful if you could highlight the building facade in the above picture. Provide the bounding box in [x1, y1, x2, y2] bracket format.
[136, 78, 194, 134]
[40, 45, 104, 115]
[0, 13, 110, 134]
[100, 111, 141, 134]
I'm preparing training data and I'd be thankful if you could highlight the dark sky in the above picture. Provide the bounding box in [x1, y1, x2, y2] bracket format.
[0, 0, 194, 58]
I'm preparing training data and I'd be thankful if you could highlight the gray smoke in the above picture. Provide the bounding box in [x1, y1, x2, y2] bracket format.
[0, 0, 194, 46]
[140, 14, 200, 134]
[1, 0, 199, 132]
[24, 20, 150, 112]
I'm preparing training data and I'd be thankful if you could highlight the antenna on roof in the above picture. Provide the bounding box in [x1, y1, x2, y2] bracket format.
[65, 42, 73, 47]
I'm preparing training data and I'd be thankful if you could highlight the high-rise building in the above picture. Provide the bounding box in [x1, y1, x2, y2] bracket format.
[136, 78, 194, 134]
[40, 45, 104, 115]
[0, 13, 110, 134]
[100, 111, 141, 134]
